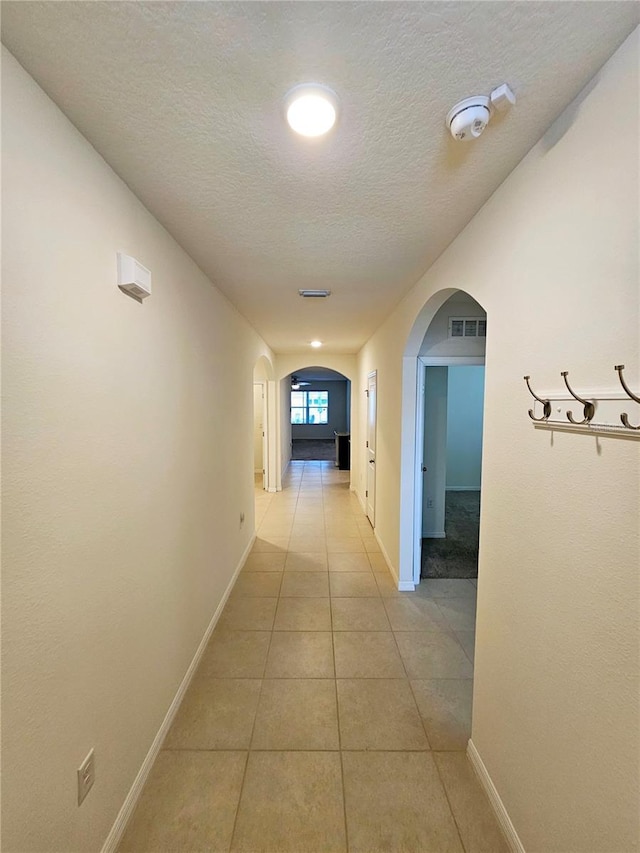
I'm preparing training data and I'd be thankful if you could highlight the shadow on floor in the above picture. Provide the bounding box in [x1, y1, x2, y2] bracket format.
[421, 491, 480, 579]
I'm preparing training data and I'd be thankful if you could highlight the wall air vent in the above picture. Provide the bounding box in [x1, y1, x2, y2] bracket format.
[299, 289, 331, 298]
[448, 317, 486, 338]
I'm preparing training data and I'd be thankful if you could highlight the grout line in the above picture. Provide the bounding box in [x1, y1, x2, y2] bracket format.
[328, 565, 350, 853]
[228, 536, 278, 851]
[432, 751, 469, 853]
[163, 745, 457, 754]
[406, 677, 433, 751]
[226, 749, 250, 853]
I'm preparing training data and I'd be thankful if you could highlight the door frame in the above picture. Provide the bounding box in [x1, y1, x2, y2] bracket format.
[412, 356, 485, 585]
[366, 370, 377, 526]
[253, 381, 270, 490]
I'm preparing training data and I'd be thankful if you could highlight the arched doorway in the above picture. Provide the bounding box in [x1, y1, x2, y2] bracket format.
[275, 355, 357, 490]
[399, 289, 487, 591]
[288, 367, 351, 465]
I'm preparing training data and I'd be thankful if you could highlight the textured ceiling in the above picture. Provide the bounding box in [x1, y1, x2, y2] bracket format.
[2, 2, 638, 353]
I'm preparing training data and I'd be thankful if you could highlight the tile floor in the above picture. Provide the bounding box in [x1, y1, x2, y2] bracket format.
[119, 461, 508, 853]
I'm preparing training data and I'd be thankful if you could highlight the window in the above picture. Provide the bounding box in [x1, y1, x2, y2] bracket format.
[291, 390, 329, 424]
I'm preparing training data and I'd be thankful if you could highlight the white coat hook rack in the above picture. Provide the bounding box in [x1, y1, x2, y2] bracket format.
[614, 365, 640, 430]
[524, 365, 640, 440]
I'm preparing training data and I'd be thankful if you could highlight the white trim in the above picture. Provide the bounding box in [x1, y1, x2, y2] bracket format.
[418, 355, 486, 366]
[353, 485, 368, 516]
[374, 530, 416, 592]
[398, 356, 419, 587]
[534, 388, 628, 401]
[407, 355, 486, 591]
[400, 293, 487, 587]
[366, 370, 377, 527]
[533, 421, 640, 441]
[100, 533, 256, 853]
[466, 740, 526, 853]
[413, 359, 426, 585]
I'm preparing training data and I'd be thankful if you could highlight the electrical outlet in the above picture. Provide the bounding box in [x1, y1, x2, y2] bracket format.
[427, 498, 434, 509]
[77, 749, 95, 806]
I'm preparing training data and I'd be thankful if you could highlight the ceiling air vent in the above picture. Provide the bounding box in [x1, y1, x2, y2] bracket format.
[299, 289, 331, 298]
[449, 317, 487, 338]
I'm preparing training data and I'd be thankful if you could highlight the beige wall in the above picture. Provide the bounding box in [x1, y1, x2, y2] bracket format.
[2, 49, 274, 852]
[356, 30, 639, 852]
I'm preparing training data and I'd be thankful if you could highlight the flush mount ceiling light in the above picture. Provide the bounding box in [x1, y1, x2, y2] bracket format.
[285, 85, 338, 137]
[310, 340, 323, 348]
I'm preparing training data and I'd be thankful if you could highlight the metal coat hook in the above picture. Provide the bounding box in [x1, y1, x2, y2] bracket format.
[614, 364, 640, 430]
[560, 371, 595, 424]
[523, 375, 551, 421]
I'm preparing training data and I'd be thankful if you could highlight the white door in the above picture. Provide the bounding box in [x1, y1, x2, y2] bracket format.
[366, 371, 377, 525]
[253, 383, 266, 489]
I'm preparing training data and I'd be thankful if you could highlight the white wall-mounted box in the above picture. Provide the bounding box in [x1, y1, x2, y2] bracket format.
[117, 253, 151, 300]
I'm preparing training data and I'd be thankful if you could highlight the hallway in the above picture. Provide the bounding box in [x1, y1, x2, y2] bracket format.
[119, 461, 506, 852]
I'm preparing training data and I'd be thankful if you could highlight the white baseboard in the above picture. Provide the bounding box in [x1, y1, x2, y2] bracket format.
[424, 530, 446, 539]
[101, 533, 256, 853]
[352, 485, 367, 515]
[466, 740, 525, 853]
[349, 487, 413, 592]
[373, 530, 415, 591]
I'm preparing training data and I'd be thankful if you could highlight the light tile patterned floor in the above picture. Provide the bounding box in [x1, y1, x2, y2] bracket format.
[119, 461, 508, 853]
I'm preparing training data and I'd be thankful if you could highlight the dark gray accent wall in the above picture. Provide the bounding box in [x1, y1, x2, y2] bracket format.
[291, 380, 349, 440]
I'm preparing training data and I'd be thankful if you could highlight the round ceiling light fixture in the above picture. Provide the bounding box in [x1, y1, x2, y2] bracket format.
[310, 340, 323, 348]
[285, 85, 338, 137]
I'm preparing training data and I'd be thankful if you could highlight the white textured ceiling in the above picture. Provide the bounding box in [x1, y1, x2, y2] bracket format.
[2, 2, 638, 353]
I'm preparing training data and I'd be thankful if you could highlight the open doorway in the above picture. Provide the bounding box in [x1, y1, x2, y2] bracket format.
[288, 367, 351, 467]
[252, 356, 274, 532]
[421, 364, 485, 579]
[410, 292, 487, 587]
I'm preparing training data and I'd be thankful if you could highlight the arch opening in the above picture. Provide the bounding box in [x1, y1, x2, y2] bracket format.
[399, 289, 488, 590]
[284, 367, 352, 467]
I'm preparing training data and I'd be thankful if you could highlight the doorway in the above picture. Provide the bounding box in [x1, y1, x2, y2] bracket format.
[366, 370, 377, 526]
[288, 367, 351, 466]
[253, 382, 266, 490]
[398, 289, 487, 590]
[421, 364, 485, 579]
[253, 355, 277, 496]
